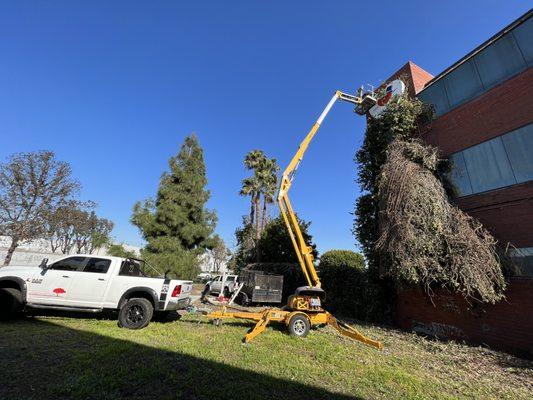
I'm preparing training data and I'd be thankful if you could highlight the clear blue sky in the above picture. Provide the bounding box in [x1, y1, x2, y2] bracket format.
[0, 1, 529, 253]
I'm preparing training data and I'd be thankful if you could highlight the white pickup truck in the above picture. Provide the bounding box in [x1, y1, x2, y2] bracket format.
[0, 255, 193, 329]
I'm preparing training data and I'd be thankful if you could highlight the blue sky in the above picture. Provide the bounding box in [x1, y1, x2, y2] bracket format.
[0, 1, 530, 253]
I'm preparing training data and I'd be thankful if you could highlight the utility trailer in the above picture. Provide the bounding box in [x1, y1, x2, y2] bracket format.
[238, 269, 283, 305]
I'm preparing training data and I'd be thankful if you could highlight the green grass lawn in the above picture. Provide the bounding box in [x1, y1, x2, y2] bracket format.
[1, 313, 531, 400]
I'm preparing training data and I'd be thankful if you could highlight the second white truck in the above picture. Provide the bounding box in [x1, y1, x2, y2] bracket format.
[0, 255, 193, 329]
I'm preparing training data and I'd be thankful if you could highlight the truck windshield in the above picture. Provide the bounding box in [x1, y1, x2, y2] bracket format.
[119, 259, 162, 278]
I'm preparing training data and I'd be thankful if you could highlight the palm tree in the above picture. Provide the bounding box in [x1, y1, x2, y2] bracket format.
[258, 157, 280, 232]
[240, 150, 280, 241]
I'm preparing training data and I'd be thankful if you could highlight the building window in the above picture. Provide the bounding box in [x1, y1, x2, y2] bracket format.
[417, 79, 450, 117]
[448, 123, 533, 197]
[509, 248, 533, 277]
[501, 124, 533, 183]
[449, 152, 473, 196]
[474, 33, 526, 90]
[444, 59, 484, 108]
[462, 136, 516, 193]
[512, 16, 533, 66]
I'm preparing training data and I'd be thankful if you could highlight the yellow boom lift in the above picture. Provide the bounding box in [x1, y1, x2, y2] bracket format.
[208, 89, 383, 349]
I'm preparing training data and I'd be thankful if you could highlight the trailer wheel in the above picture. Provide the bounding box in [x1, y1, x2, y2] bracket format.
[238, 292, 250, 306]
[288, 314, 310, 338]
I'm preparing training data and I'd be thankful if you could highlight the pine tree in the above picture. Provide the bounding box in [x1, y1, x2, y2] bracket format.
[131, 134, 216, 279]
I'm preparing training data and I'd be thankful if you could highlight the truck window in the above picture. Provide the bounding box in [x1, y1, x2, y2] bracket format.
[82, 258, 111, 274]
[49, 257, 86, 271]
[119, 259, 147, 277]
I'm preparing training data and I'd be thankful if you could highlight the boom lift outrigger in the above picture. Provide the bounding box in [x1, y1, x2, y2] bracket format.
[208, 90, 383, 350]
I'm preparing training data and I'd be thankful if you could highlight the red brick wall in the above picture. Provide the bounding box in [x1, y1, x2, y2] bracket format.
[374, 61, 433, 97]
[408, 61, 434, 94]
[395, 278, 533, 356]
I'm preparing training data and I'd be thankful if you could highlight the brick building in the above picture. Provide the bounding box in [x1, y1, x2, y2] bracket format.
[376, 10, 532, 355]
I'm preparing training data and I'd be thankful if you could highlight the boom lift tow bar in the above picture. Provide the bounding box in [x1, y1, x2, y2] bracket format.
[208, 89, 383, 349]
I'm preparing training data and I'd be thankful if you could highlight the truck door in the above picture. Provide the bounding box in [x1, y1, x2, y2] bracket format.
[28, 256, 85, 305]
[211, 276, 221, 293]
[67, 257, 112, 308]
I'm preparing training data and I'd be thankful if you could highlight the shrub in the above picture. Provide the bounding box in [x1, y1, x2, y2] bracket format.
[319, 250, 365, 271]
[319, 250, 387, 322]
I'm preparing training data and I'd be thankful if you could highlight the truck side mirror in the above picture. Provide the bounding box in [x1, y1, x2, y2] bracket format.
[39, 258, 49, 269]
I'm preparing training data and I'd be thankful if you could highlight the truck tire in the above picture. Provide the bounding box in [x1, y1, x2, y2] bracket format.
[288, 314, 310, 338]
[200, 284, 210, 301]
[118, 298, 153, 329]
[223, 287, 230, 298]
[0, 288, 23, 321]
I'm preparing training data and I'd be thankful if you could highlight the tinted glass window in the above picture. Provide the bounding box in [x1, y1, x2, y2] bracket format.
[50, 257, 86, 271]
[513, 17, 533, 66]
[510, 248, 533, 277]
[449, 152, 473, 196]
[119, 260, 145, 277]
[474, 33, 526, 89]
[83, 258, 111, 274]
[501, 124, 533, 183]
[417, 79, 450, 117]
[444, 60, 483, 108]
[462, 137, 516, 193]
[226, 276, 236, 282]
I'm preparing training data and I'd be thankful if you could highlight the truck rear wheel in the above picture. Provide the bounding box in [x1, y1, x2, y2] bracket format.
[288, 314, 310, 338]
[0, 288, 23, 321]
[118, 298, 153, 329]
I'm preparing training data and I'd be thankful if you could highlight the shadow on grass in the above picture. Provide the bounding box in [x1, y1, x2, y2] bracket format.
[0, 317, 363, 400]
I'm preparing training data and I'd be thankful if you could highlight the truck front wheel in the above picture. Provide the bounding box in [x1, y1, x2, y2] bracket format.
[118, 298, 153, 329]
[0, 288, 23, 321]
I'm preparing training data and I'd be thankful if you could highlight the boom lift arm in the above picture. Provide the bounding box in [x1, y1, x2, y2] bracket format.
[277, 91, 368, 288]
[207, 89, 382, 349]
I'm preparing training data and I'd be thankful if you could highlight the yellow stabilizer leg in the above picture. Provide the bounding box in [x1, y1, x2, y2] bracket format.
[327, 313, 383, 350]
[244, 310, 272, 343]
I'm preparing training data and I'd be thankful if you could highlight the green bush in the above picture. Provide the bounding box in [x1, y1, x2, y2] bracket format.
[319, 250, 387, 323]
[319, 250, 365, 271]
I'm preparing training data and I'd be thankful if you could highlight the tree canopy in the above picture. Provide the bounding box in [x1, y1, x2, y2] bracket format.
[354, 94, 505, 303]
[131, 134, 216, 279]
[0, 151, 80, 265]
[239, 150, 279, 241]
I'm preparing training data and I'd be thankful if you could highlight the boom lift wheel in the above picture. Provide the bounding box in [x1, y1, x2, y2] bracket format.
[287, 313, 310, 338]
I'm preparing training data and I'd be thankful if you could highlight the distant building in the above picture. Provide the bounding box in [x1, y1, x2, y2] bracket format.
[371, 10, 532, 356]
[0, 236, 140, 266]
